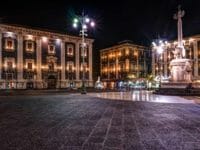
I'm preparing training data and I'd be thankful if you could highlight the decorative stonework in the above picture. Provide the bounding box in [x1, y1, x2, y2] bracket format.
[170, 6, 192, 83]
[25, 41, 35, 52]
[0, 24, 94, 89]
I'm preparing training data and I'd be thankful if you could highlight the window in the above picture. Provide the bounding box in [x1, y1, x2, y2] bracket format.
[6, 73, 13, 80]
[7, 61, 13, 69]
[4, 58, 15, 70]
[4, 57, 15, 70]
[5, 39, 14, 50]
[26, 41, 34, 52]
[67, 61, 74, 72]
[67, 45, 74, 56]
[125, 48, 129, 55]
[48, 44, 55, 54]
[125, 59, 129, 71]
[27, 63, 32, 70]
[25, 59, 35, 70]
[81, 62, 87, 71]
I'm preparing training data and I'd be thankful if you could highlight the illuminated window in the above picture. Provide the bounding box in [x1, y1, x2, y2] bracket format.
[26, 41, 34, 52]
[134, 50, 138, 56]
[4, 58, 15, 70]
[7, 61, 13, 69]
[125, 48, 129, 55]
[27, 63, 32, 70]
[48, 44, 55, 54]
[81, 62, 87, 71]
[5, 38, 14, 50]
[125, 59, 129, 71]
[25, 59, 34, 70]
[67, 46, 74, 56]
[66, 61, 74, 72]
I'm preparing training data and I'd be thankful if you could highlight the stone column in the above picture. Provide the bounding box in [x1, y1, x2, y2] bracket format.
[61, 41, 65, 87]
[36, 38, 42, 88]
[0, 33, 2, 80]
[193, 41, 198, 77]
[75, 42, 80, 81]
[89, 42, 93, 86]
[17, 34, 23, 88]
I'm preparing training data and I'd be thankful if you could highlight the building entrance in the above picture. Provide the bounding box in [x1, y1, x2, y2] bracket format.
[47, 75, 57, 89]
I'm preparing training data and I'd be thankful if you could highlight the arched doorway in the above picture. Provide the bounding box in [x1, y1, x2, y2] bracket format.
[47, 75, 57, 89]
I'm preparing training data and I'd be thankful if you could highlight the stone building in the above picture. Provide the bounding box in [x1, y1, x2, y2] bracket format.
[152, 36, 200, 81]
[0, 24, 93, 89]
[100, 41, 151, 89]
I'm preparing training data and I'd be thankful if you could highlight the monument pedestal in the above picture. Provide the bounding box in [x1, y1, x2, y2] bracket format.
[170, 58, 192, 82]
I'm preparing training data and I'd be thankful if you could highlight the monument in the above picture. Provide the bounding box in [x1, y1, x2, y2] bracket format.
[169, 6, 192, 83]
[95, 76, 104, 89]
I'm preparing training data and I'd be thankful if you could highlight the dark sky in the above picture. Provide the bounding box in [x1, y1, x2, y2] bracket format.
[1, 0, 200, 77]
[1, 0, 200, 49]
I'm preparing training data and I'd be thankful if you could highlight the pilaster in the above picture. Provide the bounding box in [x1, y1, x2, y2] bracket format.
[61, 41, 65, 81]
[17, 34, 23, 81]
[89, 43, 93, 82]
[75, 42, 80, 80]
[193, 41, 198, 77]
[0, 33, 2, 80]
[36, 38, 42, 81]
[116, 58, 118, 79]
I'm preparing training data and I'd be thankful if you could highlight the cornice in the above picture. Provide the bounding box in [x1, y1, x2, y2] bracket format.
[0, 24, 94, 43]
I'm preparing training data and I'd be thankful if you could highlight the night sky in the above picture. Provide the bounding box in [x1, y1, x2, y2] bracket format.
[1, 0, 200, 77]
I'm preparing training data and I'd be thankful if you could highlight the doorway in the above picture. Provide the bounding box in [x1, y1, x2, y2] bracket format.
[47, 75, 57, 89]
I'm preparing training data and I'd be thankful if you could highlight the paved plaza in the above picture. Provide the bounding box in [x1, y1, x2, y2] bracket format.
[0, 92, 200, 150]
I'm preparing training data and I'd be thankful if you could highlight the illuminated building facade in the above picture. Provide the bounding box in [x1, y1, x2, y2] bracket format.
[100, 41, 151, 88]
[0, 24, 93, 89]
[152, 36, 200, 80]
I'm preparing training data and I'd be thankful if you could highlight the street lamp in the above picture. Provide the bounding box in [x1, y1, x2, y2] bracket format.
[152, 40, 168, 88]
[72, 12, 95, 94]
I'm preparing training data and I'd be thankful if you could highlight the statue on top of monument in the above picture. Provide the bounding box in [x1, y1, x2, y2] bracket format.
[173, 5, 185, 20]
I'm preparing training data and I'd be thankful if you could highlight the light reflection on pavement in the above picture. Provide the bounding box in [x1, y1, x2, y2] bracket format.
[89, 90, 195, 104]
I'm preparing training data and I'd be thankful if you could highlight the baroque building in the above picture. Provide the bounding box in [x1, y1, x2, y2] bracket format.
[0, 24, 93, 89]
[100, 41, 151, 89]
[152, 36, 200, 81]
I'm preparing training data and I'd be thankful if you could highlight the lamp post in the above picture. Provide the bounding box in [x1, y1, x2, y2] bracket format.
[152, 40, 168, 89]
[72, 12, 95, 94]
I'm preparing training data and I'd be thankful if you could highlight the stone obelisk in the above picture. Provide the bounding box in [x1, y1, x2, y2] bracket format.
[173, 5, 185, 57]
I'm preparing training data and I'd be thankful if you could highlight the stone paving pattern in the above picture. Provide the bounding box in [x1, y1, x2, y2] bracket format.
[0, 94, 200, 150]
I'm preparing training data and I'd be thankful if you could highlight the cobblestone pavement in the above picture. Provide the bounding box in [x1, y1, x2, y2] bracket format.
[0, 94, 200, 150]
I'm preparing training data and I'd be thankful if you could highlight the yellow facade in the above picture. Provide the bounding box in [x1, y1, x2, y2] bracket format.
[100, 41, 150, 88]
